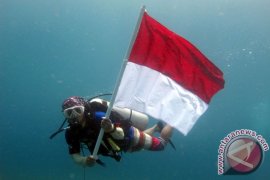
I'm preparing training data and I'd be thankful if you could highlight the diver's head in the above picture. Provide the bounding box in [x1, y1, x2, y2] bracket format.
[62, 96, 86, 124]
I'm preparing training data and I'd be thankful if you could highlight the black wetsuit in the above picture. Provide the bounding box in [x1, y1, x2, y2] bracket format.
[65, 101, 132, 161]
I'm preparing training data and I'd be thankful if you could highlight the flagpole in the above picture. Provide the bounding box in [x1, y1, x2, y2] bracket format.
[92, 5, 146, 159]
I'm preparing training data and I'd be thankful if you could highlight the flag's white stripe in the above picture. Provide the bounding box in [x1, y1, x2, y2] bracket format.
[114, 62, 208, 135]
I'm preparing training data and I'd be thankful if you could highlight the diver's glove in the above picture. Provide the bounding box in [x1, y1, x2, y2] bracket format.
[71, 154, 96, 167]
[101, 118, 114, 133]
[101, 118, 124, 140]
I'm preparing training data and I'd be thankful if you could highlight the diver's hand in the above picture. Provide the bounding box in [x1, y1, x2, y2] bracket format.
[85, 155, 96, 167]
[101, 118, 114, 133]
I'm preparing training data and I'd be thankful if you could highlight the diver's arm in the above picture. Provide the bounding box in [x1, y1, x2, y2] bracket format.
[101, 118, 124, 140]
[109, 126, 125, 140]
[71, 153, 96, 167]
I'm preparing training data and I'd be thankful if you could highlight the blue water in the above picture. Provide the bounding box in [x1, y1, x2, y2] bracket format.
[1, 0, 269, 179]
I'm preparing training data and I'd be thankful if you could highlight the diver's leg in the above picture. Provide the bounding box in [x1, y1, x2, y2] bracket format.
[160, 125, 173, 142]
[143, 124, 158, 135]
[129, 127, 170, 152]
[143, 121, 170, 136]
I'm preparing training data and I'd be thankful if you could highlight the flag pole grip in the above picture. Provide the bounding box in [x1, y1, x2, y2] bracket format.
[92, 5, 146, 159]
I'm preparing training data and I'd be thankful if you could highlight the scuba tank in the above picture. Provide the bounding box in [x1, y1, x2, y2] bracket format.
[113, 106, 148, 131]
[89, 98, 149, 131]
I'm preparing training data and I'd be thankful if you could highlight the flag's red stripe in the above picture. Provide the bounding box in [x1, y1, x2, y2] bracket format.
[129, 12, 224, 103]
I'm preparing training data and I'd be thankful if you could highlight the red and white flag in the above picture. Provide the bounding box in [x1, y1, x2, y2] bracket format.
[114, 10, 225, 135]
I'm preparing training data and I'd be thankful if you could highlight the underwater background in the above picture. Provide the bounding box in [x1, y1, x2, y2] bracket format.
[0, 0, 269, 179]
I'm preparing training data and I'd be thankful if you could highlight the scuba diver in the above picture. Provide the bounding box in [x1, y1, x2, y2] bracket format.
[60, 96, 174, 167]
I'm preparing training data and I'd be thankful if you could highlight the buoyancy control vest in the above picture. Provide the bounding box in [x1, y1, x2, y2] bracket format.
[79, 99, 134, 162]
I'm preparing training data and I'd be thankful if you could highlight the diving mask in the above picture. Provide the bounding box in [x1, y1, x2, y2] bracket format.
[63, 105, 85, 119]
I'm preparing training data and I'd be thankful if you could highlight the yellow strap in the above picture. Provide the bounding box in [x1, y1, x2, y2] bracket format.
[107, 137, 121, 151]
